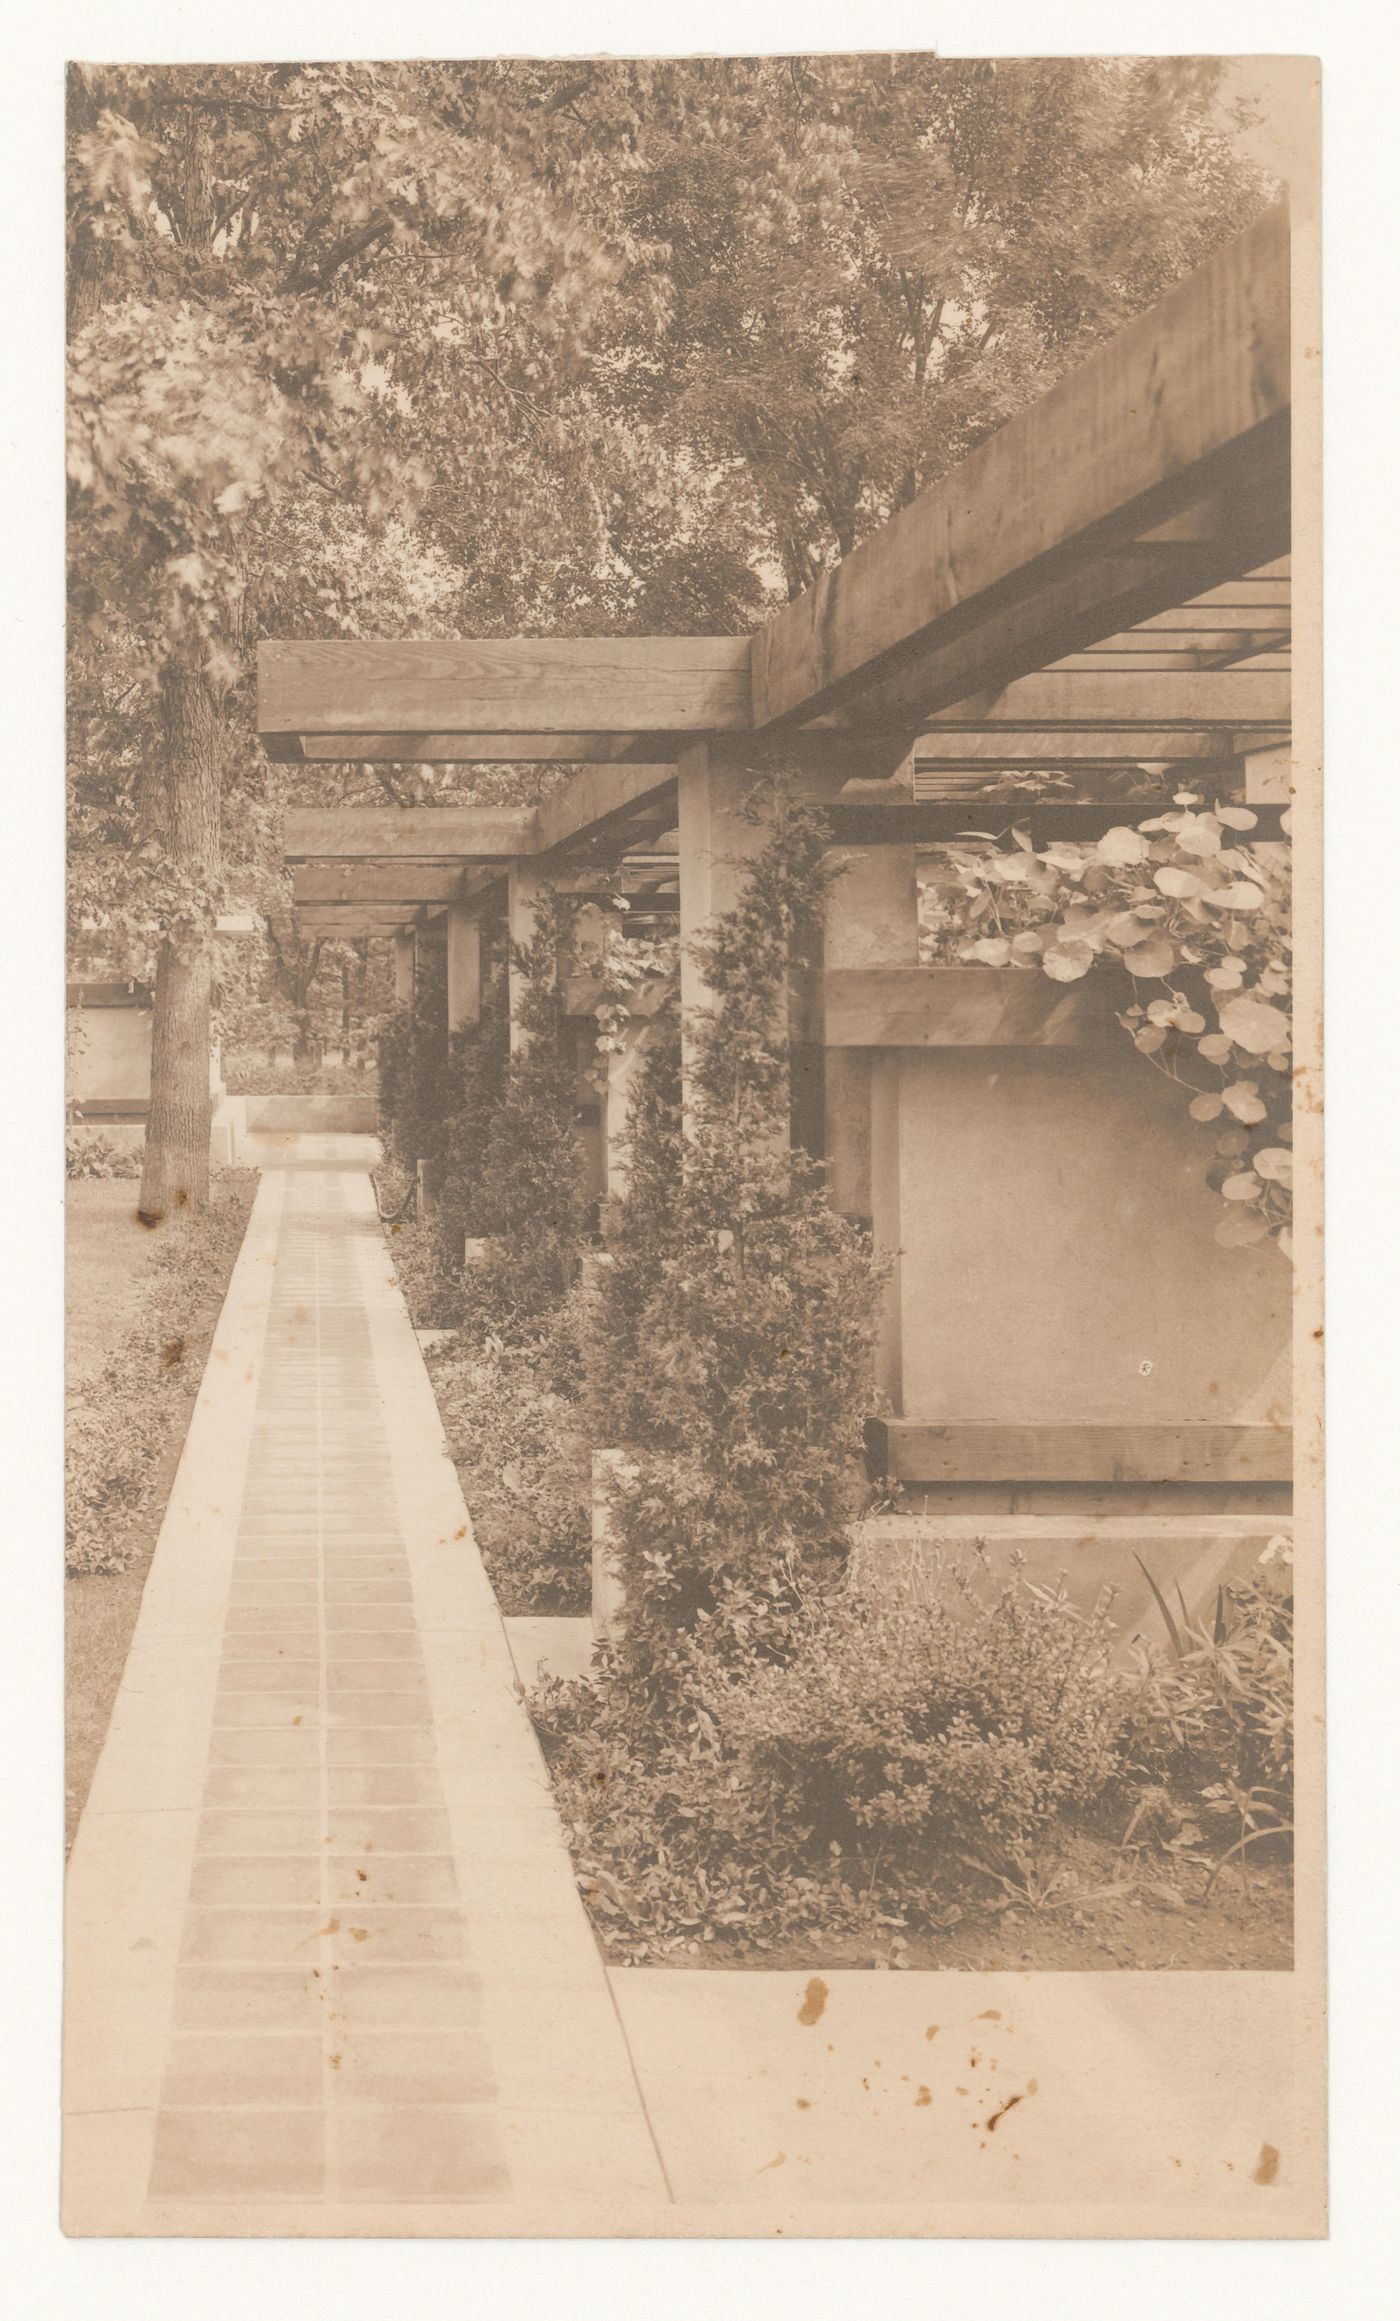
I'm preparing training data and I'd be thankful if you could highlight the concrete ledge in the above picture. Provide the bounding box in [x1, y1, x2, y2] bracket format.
[849, 1511, 1289, 1647]
[242, 1093, 377, 1133]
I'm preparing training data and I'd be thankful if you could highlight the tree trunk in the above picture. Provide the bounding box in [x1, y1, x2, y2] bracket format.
[140, 937, 214, 1220]
[138, 659, 222, 1224]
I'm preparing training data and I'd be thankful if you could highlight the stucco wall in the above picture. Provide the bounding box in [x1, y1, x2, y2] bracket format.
[68, 1002, 152, 1106]
[892, 1043, 1291, 1428]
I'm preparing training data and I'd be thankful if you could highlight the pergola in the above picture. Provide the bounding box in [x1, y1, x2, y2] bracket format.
[260, 204, 1296, 1499]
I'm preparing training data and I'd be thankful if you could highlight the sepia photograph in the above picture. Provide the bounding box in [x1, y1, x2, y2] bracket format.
[58, 38, 1324, 2240]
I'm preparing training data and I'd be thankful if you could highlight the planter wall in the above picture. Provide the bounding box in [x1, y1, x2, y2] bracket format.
[817, 963, 1291, 1501]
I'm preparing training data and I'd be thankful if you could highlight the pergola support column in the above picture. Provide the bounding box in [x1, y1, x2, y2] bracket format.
[392, 931, 415, 1007]
[446, 904, 482, 1034]
[677, 740, 787, 1129]
[822, 845, 920, 1414]
[507, 862, 551, 1053]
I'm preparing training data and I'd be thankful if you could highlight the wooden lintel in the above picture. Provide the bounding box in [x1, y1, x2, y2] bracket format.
[864, 1418, 1293, 1485]
[923, 670, 1289, 729]
[912, 726, 1283, 765]
[752, 207, 1290, 730]
[296, 733, 645, 770]
[793, 965, 1119, 1049]
[283, 806, 538, 862]
[292, 864, 467, 905]
[825, 802, 1287, 848]
[294, 912, 419, 936]
[258, 637, 752, 743]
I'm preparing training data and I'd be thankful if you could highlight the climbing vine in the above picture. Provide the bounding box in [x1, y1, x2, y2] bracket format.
[918, 788, 1294, 1256]
[588, 785, 886, 1677]
[568, 900, 680, 1097]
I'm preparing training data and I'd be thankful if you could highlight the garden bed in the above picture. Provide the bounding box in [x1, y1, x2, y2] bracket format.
[377, 1187, 592, 1615]
[65, 1170, 258, 1850]
[533, 1560, 1294, 1973]
[574, 1840, 1292, 1974]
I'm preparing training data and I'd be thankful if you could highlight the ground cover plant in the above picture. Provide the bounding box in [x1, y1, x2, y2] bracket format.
[66, 1127, 142, 1179]
[535, 1556, 1294, 1965]
[425, 1305, 591, 1616]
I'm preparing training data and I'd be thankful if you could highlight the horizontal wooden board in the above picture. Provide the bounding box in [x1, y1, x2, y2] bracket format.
[925, 670, 1289, 728]
[535, 764, 678, 857]
[793, 966, 1119, 1048]
[291, 864, 467, 904]
[826, 802, 1287, 847]
[283, 807, 537, 861]
[293, 733, 667, 764]
[1136, 603, 1290, 632]
[752, 207, 1290, 727]
[816, 461, 1290, 734]
[866, 1419, 1294, 1484]
[259, 638, 752, 739]
[912, 726, 1278, 764]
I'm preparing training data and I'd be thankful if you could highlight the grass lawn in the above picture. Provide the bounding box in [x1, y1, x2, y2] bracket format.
[65, 1170, 258, 1851]
[66, 1180, 165, 1394]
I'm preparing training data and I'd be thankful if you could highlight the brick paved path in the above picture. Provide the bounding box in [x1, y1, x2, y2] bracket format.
[65, 1152, 666, 2235]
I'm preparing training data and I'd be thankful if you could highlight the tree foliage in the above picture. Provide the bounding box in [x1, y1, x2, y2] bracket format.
[66, 57, 1275, 1206]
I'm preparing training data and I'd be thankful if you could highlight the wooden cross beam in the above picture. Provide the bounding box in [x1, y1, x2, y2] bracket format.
[259, 639, 750, 757]
[826, 799, 1290, 847]
[257, 214, 1289, 770]
[912, 725, 1285, 767]
[283, 806, 537, 861]
[292, 908, 424, 935]
[291, 863, 470, 905]
[280, 733, 671, 766]
[922, 670, 1289, 729]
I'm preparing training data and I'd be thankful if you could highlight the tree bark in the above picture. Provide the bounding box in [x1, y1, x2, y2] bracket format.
[138, 659, 222, 1223]
[140, 937, 214, 1220]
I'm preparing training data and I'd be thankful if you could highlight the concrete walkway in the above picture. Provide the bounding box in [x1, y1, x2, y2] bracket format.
[64, 1147, 667, 2235]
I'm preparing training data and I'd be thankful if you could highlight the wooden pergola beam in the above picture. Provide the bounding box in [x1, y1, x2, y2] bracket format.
[293, 908, 423, 935]
[922, 670, 1289, 729]
[283, 806, 537, 862]
[534, 763, 678, 858]
[750, 206, 1289, 730]
[274, 733, 666, 766]
[291, 864, 469, 905]
[912, 725, 1283, 766]
[259, 638, 751, 751]
[825, 800, 1288, 847]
